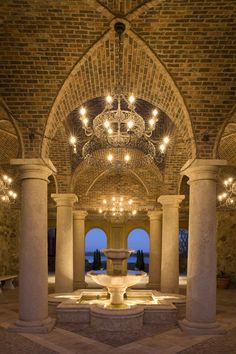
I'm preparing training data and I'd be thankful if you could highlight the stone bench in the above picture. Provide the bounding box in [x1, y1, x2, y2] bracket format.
[0, 275, 17, 293]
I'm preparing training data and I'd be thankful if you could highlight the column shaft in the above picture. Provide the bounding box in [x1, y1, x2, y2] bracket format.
[158, 195, 184, 293]
[180, 159, 226, 335]
[10, 158, 56, 333]
[52, 194, 78, 293]
[73, 211, 87, 289]
[148, 210, 162, 289]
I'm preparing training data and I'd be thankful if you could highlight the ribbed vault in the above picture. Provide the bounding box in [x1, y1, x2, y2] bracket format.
[43, 25, 195, 158]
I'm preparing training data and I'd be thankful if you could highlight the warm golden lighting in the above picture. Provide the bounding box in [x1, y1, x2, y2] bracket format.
[128, 95, 135, 104]
[108, 128, 113, 134]
[127, 120, 134, 129]
[149, 118, 155, 126]
[163, 136, 170, 144]
[159, 144, 165, 153]
[82, 117, 89, 126]
[103, 199, 107, 204]
[124, 154, 130, 162]
[152, 109, 158, 117]
[106, 95, 113, 104]
[69, 136, 76, 145]
[107, 153, 113, 161]
[104, 120, 110, 129]
[80, 107, 86, 116]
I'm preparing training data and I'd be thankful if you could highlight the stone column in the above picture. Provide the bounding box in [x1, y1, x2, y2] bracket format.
[73, 210, 88, 289]
[10, 158, 56, 333]
[52, 193, 78, 293]
[179, 159, 226, 335]
[158, 195, 185, 293]
[148, 209, 162, 289]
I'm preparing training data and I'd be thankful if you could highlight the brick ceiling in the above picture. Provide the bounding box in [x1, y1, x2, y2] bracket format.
[0, 0, 235, 212]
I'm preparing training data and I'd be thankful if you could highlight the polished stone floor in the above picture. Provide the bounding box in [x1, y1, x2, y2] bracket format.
[0, 282, 235, 354]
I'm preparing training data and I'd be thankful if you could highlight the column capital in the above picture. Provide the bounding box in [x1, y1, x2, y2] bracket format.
[148, 209, 162, 220]
[51, 193, 78, 207]
[11, 158, 56, 181]
[73, 210, 88, 220]
[158, 195, 185, 207]
[181, 159, 227, 182]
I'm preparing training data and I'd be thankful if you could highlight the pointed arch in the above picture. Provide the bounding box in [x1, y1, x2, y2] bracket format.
[42, 24, 196, 158]
[0, 98, 24, 160]
[214, 103, 236, 163]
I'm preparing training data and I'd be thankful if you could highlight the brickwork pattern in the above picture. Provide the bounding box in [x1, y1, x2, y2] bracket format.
[0, 0, 110, 156]
[99, 0, 147, 15]
[219, 112, 236, 164]
[0, 0, 235, 208]
[43, 29, 194, 157]
[132, 0, 236, 158]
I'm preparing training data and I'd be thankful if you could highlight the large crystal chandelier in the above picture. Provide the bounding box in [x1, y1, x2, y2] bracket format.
[218, 177, 236, 208]
[69, 22, 170, 164]
[0, 174, 17, 203]
[98, 195, 138, 223]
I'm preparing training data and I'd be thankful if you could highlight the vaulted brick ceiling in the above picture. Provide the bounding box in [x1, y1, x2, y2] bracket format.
[0, 0, 235, 212]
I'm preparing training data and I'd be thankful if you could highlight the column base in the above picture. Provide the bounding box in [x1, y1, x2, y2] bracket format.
[146, 282, 160, 290]
[179, 319, 226, 335]
[74, 281, 88, 290]
[8, 317, 55, 334]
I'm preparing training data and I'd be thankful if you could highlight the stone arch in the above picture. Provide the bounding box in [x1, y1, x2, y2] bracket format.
[127, 228, 150, 270]
[42, 24, 196, 158]
[0, 99, 24, 161]
[85, 228, 108, 254]
[85, 168, 149, 196]
[214, 104, 236, 164]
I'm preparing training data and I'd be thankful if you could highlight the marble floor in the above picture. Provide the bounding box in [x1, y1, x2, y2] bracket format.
[0, 282, 235, 354]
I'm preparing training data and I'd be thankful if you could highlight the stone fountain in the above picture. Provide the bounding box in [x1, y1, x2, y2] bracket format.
[87, 248, 146, 308]
[51, 248, 186, 331]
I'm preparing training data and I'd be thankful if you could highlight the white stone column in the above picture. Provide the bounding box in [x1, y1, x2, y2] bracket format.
[148, 209, 162, 289]
[179, 159, 226, 335]
[158, 195, 185, 293]
[52, 193, 78, 293]
[73, 210, 88, 289]
[10, 158, 56, 333]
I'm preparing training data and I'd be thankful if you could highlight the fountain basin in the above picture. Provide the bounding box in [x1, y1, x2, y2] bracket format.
[87, 270, 147, 307]
[102, 248, 133, 260]
[53, 289, 185, 332]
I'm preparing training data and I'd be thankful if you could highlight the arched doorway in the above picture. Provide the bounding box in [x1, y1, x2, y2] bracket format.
[179, 229, 188, 275]
[85, 228, 107, 271]
[127, 229, 149, 272]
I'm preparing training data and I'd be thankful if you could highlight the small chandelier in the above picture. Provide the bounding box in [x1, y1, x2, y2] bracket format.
[98, 196, 138, 223]
[0, 174, 17, 203]
[218, 177, 236, 208]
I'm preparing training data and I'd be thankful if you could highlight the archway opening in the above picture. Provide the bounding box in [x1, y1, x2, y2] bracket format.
[85, 228, 107, 272]
[179, 228, 188, 275]
[127, 228, 149, 272]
